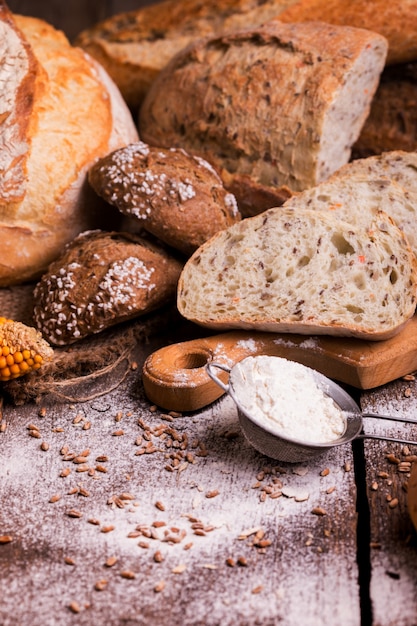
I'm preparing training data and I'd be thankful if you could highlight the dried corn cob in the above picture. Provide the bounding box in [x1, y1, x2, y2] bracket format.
[0, 317, 53, 381]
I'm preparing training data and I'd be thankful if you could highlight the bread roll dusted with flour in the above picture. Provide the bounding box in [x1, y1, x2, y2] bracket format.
[140, 20, 388, 212]
[177, 207, 417, 341]
[0, 5, 138, 286]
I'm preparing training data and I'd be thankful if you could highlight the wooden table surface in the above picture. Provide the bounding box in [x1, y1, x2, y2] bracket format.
[0, 321, 416, 626]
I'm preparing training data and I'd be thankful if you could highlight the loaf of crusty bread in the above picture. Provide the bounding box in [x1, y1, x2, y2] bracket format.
[0, 6, 138, 286]
[283, 176, 417, 255]
[88, 142, 241, 256]
[177, 207, 417, 341]
[277, 0, 417, 66]
[74, 0, 300, 111]
[33, 231, 183, 346]
[139, 20, 387, 212]
[352, 64, 417, 158]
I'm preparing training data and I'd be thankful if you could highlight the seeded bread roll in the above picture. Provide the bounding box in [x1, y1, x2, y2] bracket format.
[0, 7, 138, 286]
[139, 20, 387, 210]
[74, 0, 300, 111]
[33, 231, 183, 346]
[283, 176, 417, 255]
[277, 0, 417, 66]
[88, 142, 240, 256]
[177, 207, 417, 341]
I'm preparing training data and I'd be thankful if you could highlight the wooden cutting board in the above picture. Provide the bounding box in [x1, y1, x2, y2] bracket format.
[142, 315, 417, 412]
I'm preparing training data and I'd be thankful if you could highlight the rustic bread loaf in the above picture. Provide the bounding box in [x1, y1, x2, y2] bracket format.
[352, 64, 417, 158]
[33, 231, 183, 346]
[88, 142, 241, 256]
[283, 176, 417, 255]
[277, 0, 417, 66]
[139, 20, 387, 211]
[177, 207, 417, 341]
[0, 7, 138, 287]
[74, 0, 300, 111]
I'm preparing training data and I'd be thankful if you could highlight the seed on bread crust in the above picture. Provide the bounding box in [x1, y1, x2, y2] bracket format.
[33, 230, 183, 346]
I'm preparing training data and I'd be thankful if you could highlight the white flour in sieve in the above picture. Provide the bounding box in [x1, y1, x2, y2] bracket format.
[229, 355, 346, 444]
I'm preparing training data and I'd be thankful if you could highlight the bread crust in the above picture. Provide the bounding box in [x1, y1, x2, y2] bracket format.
[88, 142, 241, 255]
[0, 9, 138, 286]
[139, 20, 387, 205]
[33, 230, 183, 345]
[74, 0, 301, 111]
[277, 0, 417, 66]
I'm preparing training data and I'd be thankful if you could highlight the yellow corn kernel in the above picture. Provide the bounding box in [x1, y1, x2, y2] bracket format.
[0, 317, 53, 381]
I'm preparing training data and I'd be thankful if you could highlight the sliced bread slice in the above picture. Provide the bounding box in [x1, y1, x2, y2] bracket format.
[332, 150, 417, 195]
[283, 176, 417, 254]
[177, 207, 417, 340]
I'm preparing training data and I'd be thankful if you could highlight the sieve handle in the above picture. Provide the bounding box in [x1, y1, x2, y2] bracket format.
[359, 413, 417, 446]
[359, 433, 417, 446]
[205, 362, 232, 394]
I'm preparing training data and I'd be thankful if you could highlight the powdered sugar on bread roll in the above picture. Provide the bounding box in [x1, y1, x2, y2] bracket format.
[88, 142, 240, 255]
[177, 207, 417, 340]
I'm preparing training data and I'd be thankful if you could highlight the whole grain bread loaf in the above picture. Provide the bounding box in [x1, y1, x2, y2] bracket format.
[0, 6, 138, 286]
[277, 0, 417, 66]
[177, 207, 417, 341]
[74, 0, 300, 111]
[33, 231, 183, 346]
[139, 20, 387, 212]
[88, 142, 241, 256]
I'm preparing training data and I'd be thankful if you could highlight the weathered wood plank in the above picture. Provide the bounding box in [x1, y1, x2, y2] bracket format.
[361, 380, 417, 626]
[0, 340, 360, 626]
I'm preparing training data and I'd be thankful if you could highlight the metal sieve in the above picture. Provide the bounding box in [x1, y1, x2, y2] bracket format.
[206, 360, 417, 463]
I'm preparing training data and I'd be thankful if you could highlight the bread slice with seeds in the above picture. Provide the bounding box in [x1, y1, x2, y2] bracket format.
[177, 207, 417, 340]
[33, 231, 183, 345]
[283, 175, 417, 255]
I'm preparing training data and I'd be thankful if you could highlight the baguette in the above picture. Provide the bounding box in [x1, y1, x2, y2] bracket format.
[33, 231, 183, 346]
[139, 20, 387, 212]
[177, 207, 417, 340]
[88, 142, 241, 256]
[0, 6, 138, 286]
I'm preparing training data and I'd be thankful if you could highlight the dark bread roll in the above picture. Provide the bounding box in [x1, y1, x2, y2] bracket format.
[33, 231, 183, 346]
[88, 142, 241, 255]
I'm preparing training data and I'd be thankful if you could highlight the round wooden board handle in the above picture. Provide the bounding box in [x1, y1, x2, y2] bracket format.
[142, 332, 256, 412]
